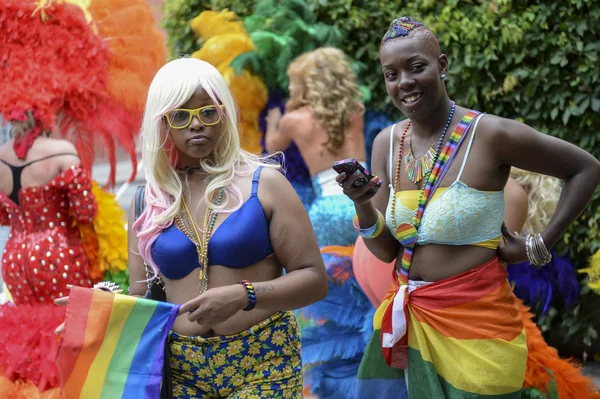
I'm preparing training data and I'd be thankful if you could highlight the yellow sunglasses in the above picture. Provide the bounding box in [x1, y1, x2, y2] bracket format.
[166, 105, 225, 129]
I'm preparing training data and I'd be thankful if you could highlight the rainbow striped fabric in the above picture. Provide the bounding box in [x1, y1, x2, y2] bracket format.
[356, 258, 527, 398]
[398, 110, 480, 285]
[56, 286, 179, 399]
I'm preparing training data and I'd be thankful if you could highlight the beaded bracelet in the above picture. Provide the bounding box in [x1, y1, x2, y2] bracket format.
[238, 280, 256, 311]
[353, 210, 385, 239]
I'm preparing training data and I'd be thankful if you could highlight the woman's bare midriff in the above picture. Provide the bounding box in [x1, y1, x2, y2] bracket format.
[398, 244, 498, 282]
[165, 255, 282, 337]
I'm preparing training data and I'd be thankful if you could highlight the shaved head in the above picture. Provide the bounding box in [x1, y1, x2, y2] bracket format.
[381, 17, 441, 58]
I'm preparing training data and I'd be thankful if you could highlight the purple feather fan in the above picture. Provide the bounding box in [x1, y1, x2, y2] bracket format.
[507, 250, 580, 316]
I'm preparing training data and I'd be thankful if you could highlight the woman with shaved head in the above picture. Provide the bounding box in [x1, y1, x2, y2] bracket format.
[337, 17, 600, 398]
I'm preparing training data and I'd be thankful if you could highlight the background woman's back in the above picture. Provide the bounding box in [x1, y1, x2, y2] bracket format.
[280, 105, 365, 177]
[0, 136, 80, 198]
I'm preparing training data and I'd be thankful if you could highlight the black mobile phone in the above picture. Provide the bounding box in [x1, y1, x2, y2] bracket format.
[333, 158, 374, 187]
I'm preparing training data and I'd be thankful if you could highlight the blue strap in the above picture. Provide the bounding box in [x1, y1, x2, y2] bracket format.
[251, 166, 263, 196]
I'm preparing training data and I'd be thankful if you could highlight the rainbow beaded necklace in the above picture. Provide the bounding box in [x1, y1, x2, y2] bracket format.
[393, 109, 481, 285]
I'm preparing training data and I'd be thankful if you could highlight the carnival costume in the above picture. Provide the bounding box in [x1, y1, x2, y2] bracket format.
[0, 0, 166, 396]
[282, 167, 371, 399]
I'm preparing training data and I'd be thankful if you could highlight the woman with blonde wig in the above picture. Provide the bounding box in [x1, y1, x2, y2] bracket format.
[266, 47, 373, 398]
[106, 57, 327, 398]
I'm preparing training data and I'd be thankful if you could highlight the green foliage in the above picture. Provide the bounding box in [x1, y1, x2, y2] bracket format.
[231, 0, 345, 91]
[162, 0, 209, 58]
[163, 0, 369, 98]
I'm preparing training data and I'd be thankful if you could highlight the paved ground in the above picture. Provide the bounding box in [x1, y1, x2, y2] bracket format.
[583, 362, 600, 387]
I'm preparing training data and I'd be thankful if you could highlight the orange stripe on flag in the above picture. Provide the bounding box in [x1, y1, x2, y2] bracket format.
[63, 290, 114, 398]
[409, 257, 506, 310]
[410, 280, 523, 341]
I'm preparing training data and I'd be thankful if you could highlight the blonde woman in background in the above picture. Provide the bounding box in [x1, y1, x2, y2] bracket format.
[266, 47, 373, 399]
[505, 167, 561, 234]
[504, 168, 581, 317]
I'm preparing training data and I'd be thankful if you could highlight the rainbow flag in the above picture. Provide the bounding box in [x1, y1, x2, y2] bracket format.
[356, 258, 527, 398]
[56, 286, 179, 399]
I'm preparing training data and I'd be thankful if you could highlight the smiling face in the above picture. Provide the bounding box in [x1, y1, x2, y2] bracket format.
[380, 33, 448, 118]
[167, 88, 225, 166]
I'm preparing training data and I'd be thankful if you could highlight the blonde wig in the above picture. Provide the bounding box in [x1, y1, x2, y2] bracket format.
[134, 57, 277, 272]
[510, 167, 562, 235]
[10, 110, 51, 138]
[286, 47, 363, 152]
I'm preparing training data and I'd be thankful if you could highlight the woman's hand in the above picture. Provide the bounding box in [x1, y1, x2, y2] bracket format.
[179, 284, 248, 326]
[53, 285, 73, 334]
[497, 224, 528, 265]
[336, 170, 382, 206]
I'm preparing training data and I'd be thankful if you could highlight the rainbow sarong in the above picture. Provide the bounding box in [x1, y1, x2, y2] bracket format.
[356, 258, 527, 398]
[56, 287, 179, 399]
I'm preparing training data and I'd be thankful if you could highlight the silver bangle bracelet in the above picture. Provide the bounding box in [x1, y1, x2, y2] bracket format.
[526, 233, 552, 268]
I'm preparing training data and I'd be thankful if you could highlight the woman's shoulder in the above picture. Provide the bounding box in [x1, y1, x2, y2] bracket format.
[44, 138, 78, 153]
[255, 164, 286, 185]
[281, 107, 312, 127]
[234, 161, 284, 185]
[372, 120, 407, 147]
[468, 111, 516, 134]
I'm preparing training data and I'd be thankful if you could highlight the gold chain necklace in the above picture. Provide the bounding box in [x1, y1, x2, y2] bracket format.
[177, 188, 224, 293]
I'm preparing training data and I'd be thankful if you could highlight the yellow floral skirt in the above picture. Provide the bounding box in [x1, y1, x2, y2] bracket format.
[169, 311, 303, 398]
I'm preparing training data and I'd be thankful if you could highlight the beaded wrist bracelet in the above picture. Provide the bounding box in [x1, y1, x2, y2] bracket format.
[238, 280, 256, 311]
[353, 210, 385, 239]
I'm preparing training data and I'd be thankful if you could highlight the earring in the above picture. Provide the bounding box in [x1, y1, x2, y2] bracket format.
[441, 73, 447, 81]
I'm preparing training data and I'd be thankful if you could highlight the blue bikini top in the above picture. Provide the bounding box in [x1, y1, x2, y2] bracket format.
[151, 167, 273, 279]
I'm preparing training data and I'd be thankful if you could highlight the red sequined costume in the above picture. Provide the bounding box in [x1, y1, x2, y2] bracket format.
[0, 0, 167, 396]
[1, 166, 96, 305]
[0, 167, 96, 394]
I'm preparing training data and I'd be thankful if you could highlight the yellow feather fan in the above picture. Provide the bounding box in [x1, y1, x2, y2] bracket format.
[90, 182, 128, 275]
[579, 248, 600, 293]
[191, 34, 255, 68]
[78, 182, 128, 284]
[190, 10, 267, 154]
[190, 10, 246, 40]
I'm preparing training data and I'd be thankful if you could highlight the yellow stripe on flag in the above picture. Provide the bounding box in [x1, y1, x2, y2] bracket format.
[79, 294, 138, 398]
[373, 297, 392, 330]
[407, 310, 527, 395]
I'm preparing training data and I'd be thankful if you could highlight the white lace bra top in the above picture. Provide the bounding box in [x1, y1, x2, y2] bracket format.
[385, 115, 505, 248]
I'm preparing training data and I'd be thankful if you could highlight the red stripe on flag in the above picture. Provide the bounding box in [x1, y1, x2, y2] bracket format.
[62, 288, 115, 398]
[56, 286, 93, 386]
